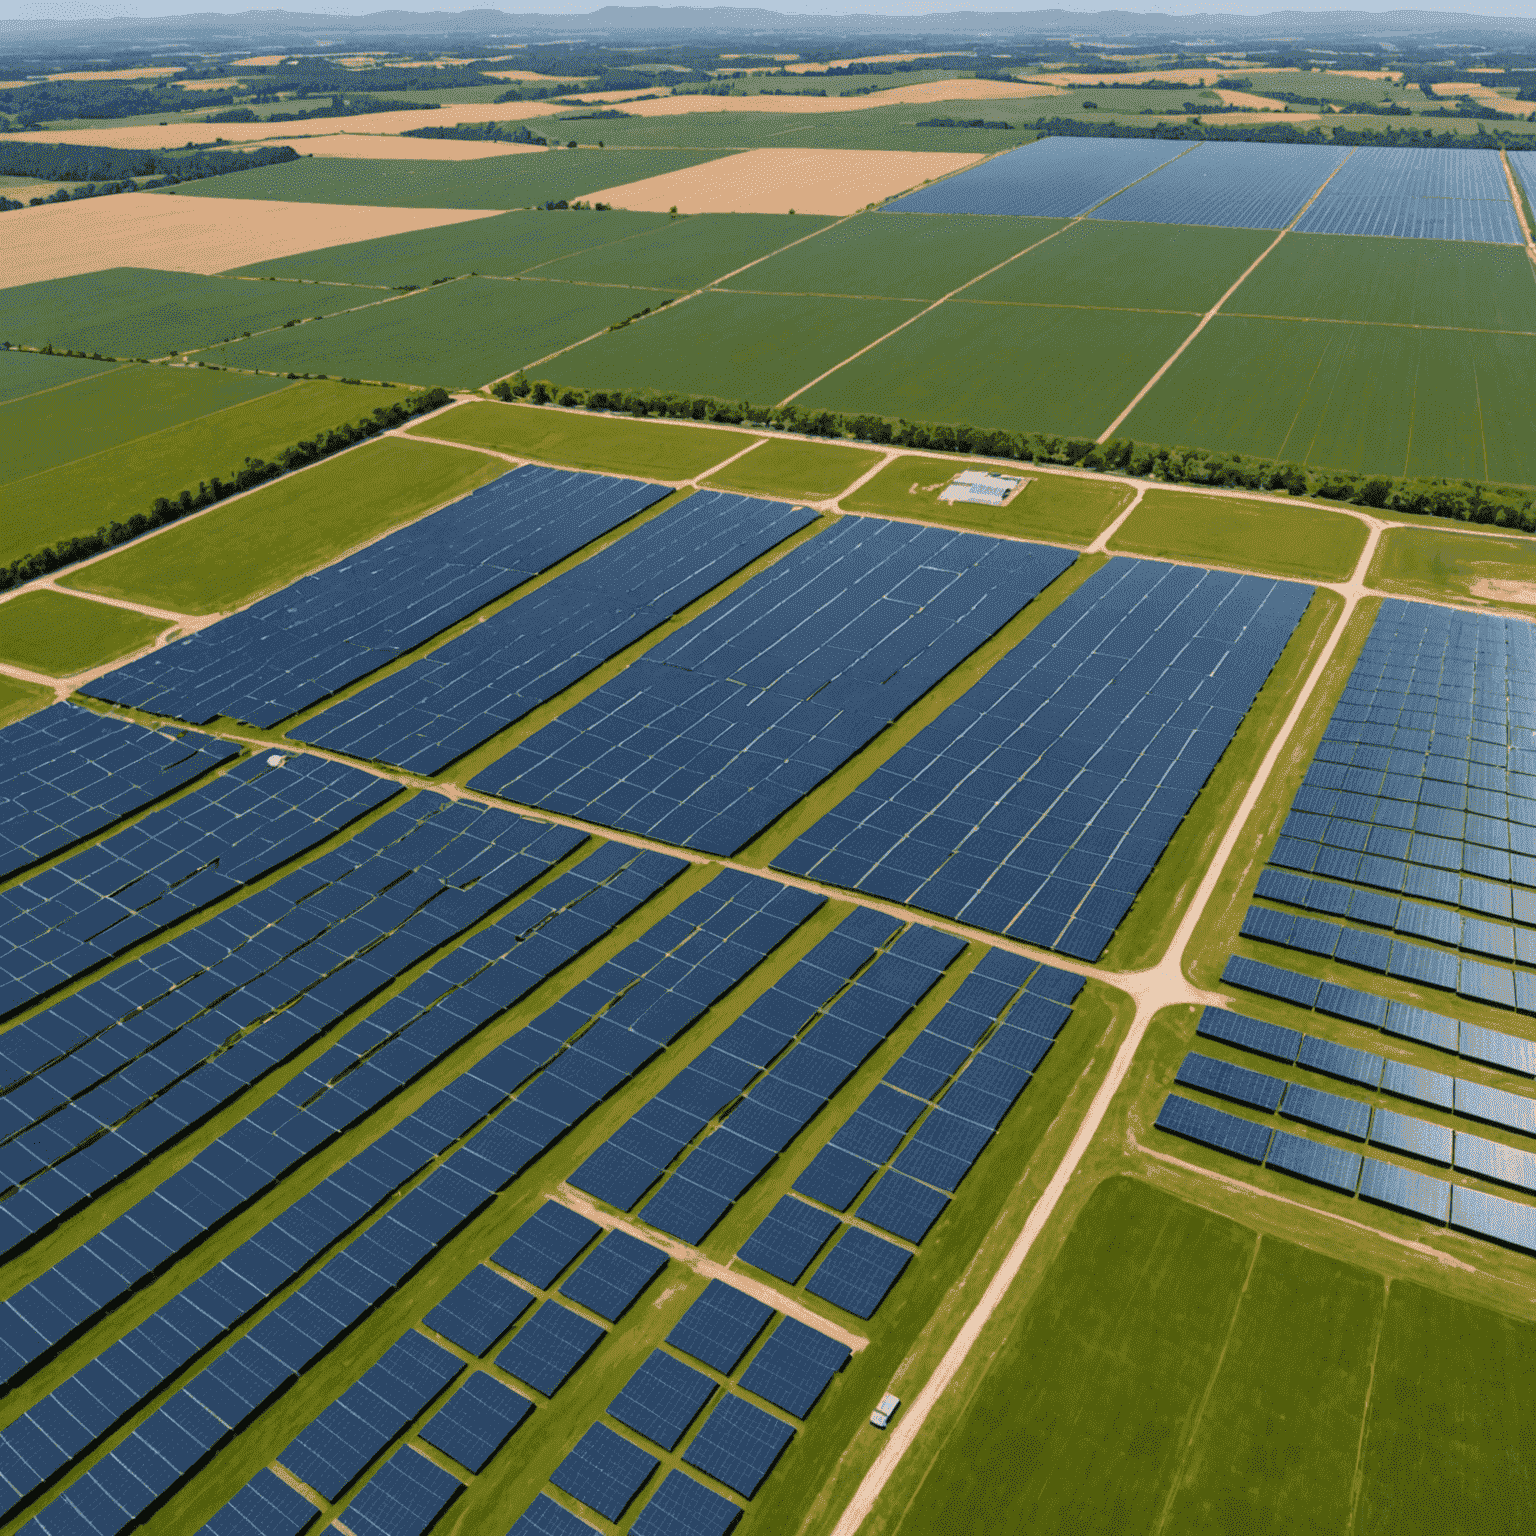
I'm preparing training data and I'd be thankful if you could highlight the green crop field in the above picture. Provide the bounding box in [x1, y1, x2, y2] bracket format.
[415, 398, 763, 478]
[0, 349, 118, 403]
[170, 148, 733, 209]
[0, 268, 387, 360]
[841, 454, 1132, 543]
[215, 277, 662, 388]
[1367, 524, 1536, 609]
[2, 379, 408, 564]
[61, 436, 504, 614]
[1121, 314, 1536, 484]
[0, 672, 54, 723]
[0, 365, 287, 488]
[0, 590, 172, 676]
[720, 212, 1066, 300]
[704, 436, 882, 499]
[1109, 485, 1367, 580]
[544, 289, 922, 403]
[1227, 233, 1536, 331]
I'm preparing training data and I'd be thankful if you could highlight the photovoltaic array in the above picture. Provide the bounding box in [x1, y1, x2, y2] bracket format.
[470, 518, 1076, 853]
[779, 558, 1311, 958]
[296, 490, 817, 775]
[85, 464, 670, 727]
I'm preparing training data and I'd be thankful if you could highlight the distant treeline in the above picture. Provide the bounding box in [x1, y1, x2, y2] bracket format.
[917, 117, 1018, 130]
[490, 379, 1536, 534]
[0, 141, 298, 206]
[204, 96, 429, 124]
[1029, 117, 1536, 148]
[0, 381, 451, 592]
[0, 79, 235, 122]
[237, 63, 495, 93]
[402, 122, 549, 144]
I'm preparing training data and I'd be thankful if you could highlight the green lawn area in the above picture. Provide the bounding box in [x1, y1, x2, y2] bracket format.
[842, 456, 1131, 544]
[0, 591, 172, 677]
[414, 400, 762, 479]
[704, 437, 882, 501]
[0, 672, 53, 725]
[1109, 486, 1368, 581]
[0, 365, 287, 489]
[1367, 524, 1536, 610]
[61, 437, 504, 615]
[2, 379, 408, 566]
[0, 349, 118, 404]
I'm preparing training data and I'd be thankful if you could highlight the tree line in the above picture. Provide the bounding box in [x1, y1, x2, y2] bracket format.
[1027, 116, 1536, 148]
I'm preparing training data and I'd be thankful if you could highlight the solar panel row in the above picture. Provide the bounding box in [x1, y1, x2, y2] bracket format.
[296, 490, 818, 775]
[558, 1229, 667, 1322]
[0, 751, 396, 1019]
[420, 1370, 534, 1472]
[472, 518, 1076, 854]
[423, 1263, 534, 1355]
[85, 464, 672, 727]
[0, 703, 236, 880]
[779, 558, 1310, 959]
[332, 1444, 463, 1536]
[195, 1468, 316, 1536]
[494, 1201, 600, 1291]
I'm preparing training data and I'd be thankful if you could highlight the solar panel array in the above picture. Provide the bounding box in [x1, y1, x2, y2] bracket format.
[780, 558, 1311, 958]
[334, 1444, 463, 1536]
[1091, 141, 1350, 230]
[682, 1393, 795, 1499]
[557, 1229, 668, 1321]
[608, 1349, 717, 1450]
[1294, 146, 1521, 243]
[883, 135, 1191, 217]
[0, 751, 395, 1017]
[421, 1371, 535, 1472]
[665, 1279, 773, 1373]
[630, 1470, 742, 1536]
[552, 1422, 659, 1521]
[296, 490, 817, 775]
[197, 1468, 316, 1536]
[471, 518, 1076, 854]
[423, 1263, 534, 1354]
[737, 1316, 852, 1419]
[85, 465, 671, 727]
[0, 703, 236, 879]
[494, 1201, 600, 1290]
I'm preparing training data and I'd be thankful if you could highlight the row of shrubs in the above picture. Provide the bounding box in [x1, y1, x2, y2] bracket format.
[0, 388, 451, 593]
[489, 377, 1536, 532]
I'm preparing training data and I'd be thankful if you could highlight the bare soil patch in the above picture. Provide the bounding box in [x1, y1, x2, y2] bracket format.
[1472, 577, 1536, 606]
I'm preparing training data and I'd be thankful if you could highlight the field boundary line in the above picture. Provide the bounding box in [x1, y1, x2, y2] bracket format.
[1499, 149, 1536, 266]
[1096, 148, 1358, 443]
[1086, 483, 1146, 552]
[0, 360, 131, 411]
[1344, 1283, 1389, 1535]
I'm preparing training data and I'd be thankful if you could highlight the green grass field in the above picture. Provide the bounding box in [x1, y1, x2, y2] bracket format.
[0, 349, 118, 403]
[1121, 314, 1536, 484]
[0, 672, 54, 724]
[214, 278, 653, 388]
[704, 437, 882, 499]
[0, 268, 386, 360]
[60, 436, 502, 614]
[2, 379, 408, 565]
[544, 288, 922, 403]
[719, 212, 1067, 301]
[1109, 486, 1368, 580]
[842, 456, 1132, 543]
[0, 590, 172, 676]
[415, 398, 762, 478]
[1227, 233, 1536, 331]
[170, 148, 731, 209]
[0, 366, 286, 488]
[1366, 524, 1536, 609]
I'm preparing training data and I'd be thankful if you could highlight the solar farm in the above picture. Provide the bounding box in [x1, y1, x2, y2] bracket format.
[7, 44, 1536, 1536]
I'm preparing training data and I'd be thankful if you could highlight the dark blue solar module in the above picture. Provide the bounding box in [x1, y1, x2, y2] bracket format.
[1196, 1007, 1302, 1062]
[335, 1445, 462, 1536]
[508, 1495, 599, 1536]
[779, 558, 1311, 958]
[195, 1467, 317, 1536]
[495, 1302, 605, 1397]
[1155, 1092, 1272, 1163]
[855, 1171, 949, 1244]
[666, 1280, 774, 1374]
[85, 464, 671, 727]
[0, 703, 237, 880]
[551, 1422, 658, 1521]
[1454, 1131, 1536, 1193]
[1381, 1058, 1455, 1110]
[1294, 146, 1520, 243]
[1297, 1035, 1383, 1089]
[804, 1225, 912, 1319]
[1175, 1051, 1286, 1112]
[470, 518, 1076, 854]
[629, 1469, 743, 1536]
[737, 1315, 850, 1420]
[493, 1203, 601, 1289]
[883, 135, 1190, 217]
[793, 1144, 879, 1210]
[424, 1265, 533, 1355]
[1265, 1130, 1362, 1194]
[1092, 140, 1348, 229]
[1453, 1078, 1536, 1137]
[608, 1349, 717, 1451]
[297, 491, 816, 774]
[419, 1371, 533, 1473]
[735, 1196, 840, 1283]
[1450, 1183, 1536, 1254]
[1369, 1107, 1452, 1165]
[0, 750, 395, 1017]
[1358, 1156, 1450, 1223]
[558, 1230, 667, 1321]
[682, 1394, 795, 1500]
[1280, 1082, 1371, 1141]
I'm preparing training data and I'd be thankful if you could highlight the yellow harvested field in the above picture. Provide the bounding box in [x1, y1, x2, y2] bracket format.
[1034, 66, 1295, 86]
[180, 80, 236, 93]
[270, 134, 548, 160]
[621, 78, 1059, 114]
[1215, 89, 1300, 112]
[580, 146, 982, 216]
[47, 66, 182, 81]
[783, 52, 964, 72]
[0, 193, 501, 288]
[1430, 80, 1508, 99]
[483, 70, 587, 82]
[231, 55, 286, 67]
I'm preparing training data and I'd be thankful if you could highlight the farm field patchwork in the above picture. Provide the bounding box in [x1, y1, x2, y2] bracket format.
[0, 348, 118, 402]
[1366, 525, 1536, 610]
[0, 674, 53, 724]
[703, 437, 882, 500]
[0, 590, 173, 676]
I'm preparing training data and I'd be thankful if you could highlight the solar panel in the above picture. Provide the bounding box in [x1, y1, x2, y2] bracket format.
[558, 1231, 667, 1322]
[493, 1204, 601, 1290]
[1195, 1007, 1301, 1063]
[1369, 1107, 1452, 1166]
[804, 1227, 911, 1320]
[194, 1467, 317, 1536]
[1280, 1082, 1371, 1141]
[423, 1265, 534, 1356]
[1154, 1093, 1272, 1163]
[638, 1177, 732, 1245]
[855, 1172, 950, 1244]
[495, 1303, 605, 1397]
[608, 1350, 717, 1451]
[1358, 1156, 1450, 1224]
[1453, 1078, 1536, 1137]
[1265, 1130, 1362, 1193]
[736, 1316, 849, 1420]
[1174, 1051, 1286, 1112]
[735, 1197, 841, 1284]
[792, 1145, 880, 1211]
[1453, 1130, 1536, 1193]
[419, 1371, 533, 1473]
[551, 1422, 659, 1521]
[682, 1394, 795, 1499]
[334, 1445, 462, 1536]
[1296, 1035, 1383, 1089]
[1448, 1184, 1536, 1256]
[629, 1469, 743, 1536]
[506, 1494, 600, 1536]
[666, 1281, 774, 1374]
